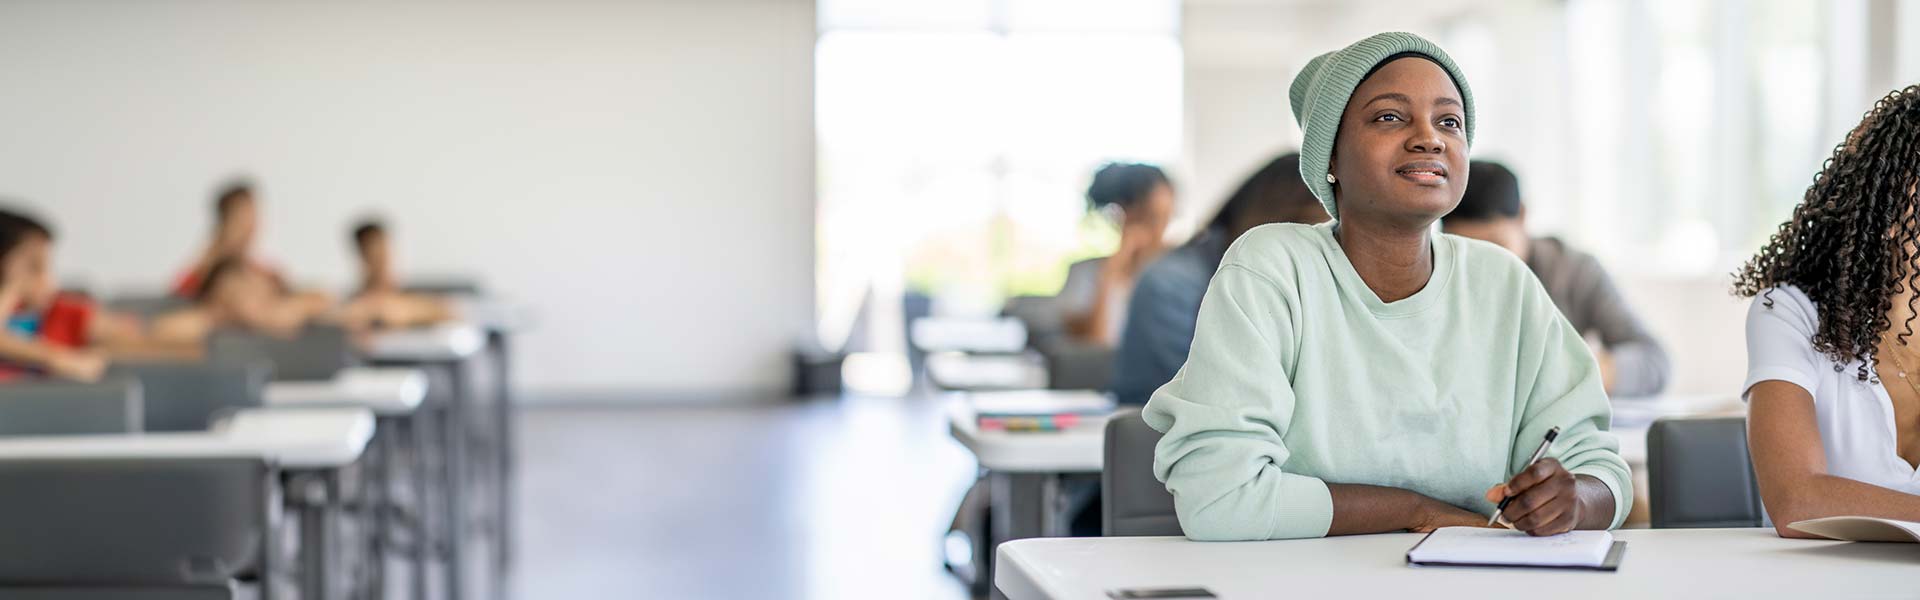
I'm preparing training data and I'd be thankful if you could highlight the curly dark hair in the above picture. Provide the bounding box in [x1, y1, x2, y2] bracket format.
[1733, 84, 1920, 381]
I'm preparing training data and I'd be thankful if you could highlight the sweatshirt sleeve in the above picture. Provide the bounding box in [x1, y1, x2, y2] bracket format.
[1569, 253, 1672, 397]
[1515, 277, 1635, 530]
[1140, 263, 1332, 541]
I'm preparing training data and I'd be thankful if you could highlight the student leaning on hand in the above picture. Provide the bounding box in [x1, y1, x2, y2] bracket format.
[1141, 32, 1630, 541]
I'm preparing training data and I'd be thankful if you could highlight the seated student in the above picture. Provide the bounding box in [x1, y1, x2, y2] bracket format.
[0, 209, 181, 380]
[172, 180, 289, 298]
[1144, 32, 1629, 540]
[1057, 162, 1176, 346]
[340, 219, 457, 330]
[1441, 161, 1672, 397]
[0, 210, 108, 381]
[151, 256, 335, 346]
[1110, 153, 1329, 405]
[1737, 84, 1920, 535]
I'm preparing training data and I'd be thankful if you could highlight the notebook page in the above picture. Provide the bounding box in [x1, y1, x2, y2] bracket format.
[1408, 527, 1614, 567]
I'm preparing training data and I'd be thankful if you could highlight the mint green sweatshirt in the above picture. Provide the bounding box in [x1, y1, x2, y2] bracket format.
[1141, 222, 1630, 541]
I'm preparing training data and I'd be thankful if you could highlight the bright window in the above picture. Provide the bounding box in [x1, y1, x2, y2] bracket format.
[815, 0, 1181, 352]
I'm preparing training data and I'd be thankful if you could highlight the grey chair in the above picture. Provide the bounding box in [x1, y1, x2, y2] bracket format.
[0, 457, 279, 600]
[1037, 338, 1114, 391]
[107, 362, 273, 433]
[402, 278, 484, 296]
[104, 295, 193, 320]
[1648, 415, 1769, 528]
[0, 380, 142, 435]
[208, 325, 354, 382]
[1103, 409, 1182, 536]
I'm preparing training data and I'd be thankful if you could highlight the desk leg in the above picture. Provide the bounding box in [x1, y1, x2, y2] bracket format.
[370, 420, 394, 600]
[988, 472, 1059, 600]
[408, 408, 431, 600]
[490, 332, 515, 578]
[298, 471, 338, 600]
[443, 360, 471, 600]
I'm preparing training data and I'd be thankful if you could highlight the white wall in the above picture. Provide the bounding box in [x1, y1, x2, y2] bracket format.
[0, 0, 817, 397]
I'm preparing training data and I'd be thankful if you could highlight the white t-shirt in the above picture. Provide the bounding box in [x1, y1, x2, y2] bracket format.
[1743, 285, 1920, 494]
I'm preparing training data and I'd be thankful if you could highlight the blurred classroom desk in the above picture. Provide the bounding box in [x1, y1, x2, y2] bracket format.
[265, 366, 428, 414]
[1611, 394, 1745, 466]
[0, 406, 374, 468]
[948, 393, 1109, 544]
[996, 529, 1912, 600]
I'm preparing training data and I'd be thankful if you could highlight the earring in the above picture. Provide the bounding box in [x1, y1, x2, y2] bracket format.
[1326, 173, 1337, 184]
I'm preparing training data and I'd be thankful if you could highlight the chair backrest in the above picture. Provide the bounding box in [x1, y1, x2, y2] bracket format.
[207, 324, 353, 382]
[1648, 415, 1768, 528]
[0, 457, 273, 586]
[0, 380, 142, 435]
[104, 295, 193, 320]
[1103, 409, 1182, 536]
[107, 362, 273, 432]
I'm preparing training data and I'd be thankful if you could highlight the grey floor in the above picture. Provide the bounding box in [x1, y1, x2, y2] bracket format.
[508, 395, 979, 599]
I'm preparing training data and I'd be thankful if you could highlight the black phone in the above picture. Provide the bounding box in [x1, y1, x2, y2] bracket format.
[1106, 587, 1218, 599]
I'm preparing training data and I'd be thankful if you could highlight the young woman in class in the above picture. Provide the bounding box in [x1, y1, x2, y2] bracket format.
[342, 219, 457, 329]
[151, 256, 337, 345]
[1057, 162, 1176, 346]
[1735, 84, 1920, 535]
[1142, 32, 1630, 540]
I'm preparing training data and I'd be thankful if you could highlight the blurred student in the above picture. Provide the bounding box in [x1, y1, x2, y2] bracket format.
[173, 181, 287, 298]
[1109, 153, 1328, 405]
[341, 219, 457, 329]
[0, 209, 146, 381]
[1440, 161, 1671, 397]
[1737, 85, 1920, 535]
[152, 256, 334, 345]
[1058, 162, 1175, 346]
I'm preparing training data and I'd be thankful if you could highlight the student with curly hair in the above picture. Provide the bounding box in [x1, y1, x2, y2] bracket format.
[1735, 84, 1920, 536]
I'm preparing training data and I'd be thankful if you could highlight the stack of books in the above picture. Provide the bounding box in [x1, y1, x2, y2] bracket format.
[970, 390, 1116, 432]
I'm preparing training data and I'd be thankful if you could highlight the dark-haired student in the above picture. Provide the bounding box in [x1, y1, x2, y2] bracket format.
[1058, 162, 1176, 346]
[151, 257, 334, 346]
[1110, 153, 1329, 405]
[1441, 161, 1671, 397]
[1737, 84, 1920, 536]
[0, 210, 163, 381]
[341, 219, 457, 329]
[172, 180, 289, 298]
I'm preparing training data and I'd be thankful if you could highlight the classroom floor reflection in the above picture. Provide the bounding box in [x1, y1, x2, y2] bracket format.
[512, 394, 978, 600]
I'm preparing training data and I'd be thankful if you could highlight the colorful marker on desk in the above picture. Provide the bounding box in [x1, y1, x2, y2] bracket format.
[1489, 426, 1560, 527]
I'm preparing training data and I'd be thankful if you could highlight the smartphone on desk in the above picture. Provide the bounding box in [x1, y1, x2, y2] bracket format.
[1107, 587, 1218, 599]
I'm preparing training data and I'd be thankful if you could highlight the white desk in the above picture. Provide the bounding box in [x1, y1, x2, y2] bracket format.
[365, 323, 486, 362]
[912, 316, 1029, 354]
[453, 297, 536, 333]
[265, 368, 428, 415]
[928, 352, 1050, 391]
[1610, 394, 1744, 466]
[0, 407, 375, 470]
[997, 528, 1917, 599]
[947, 396, 1108, 473]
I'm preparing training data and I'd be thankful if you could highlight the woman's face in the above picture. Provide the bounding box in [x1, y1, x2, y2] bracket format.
[1128, 181, 1176, 237]
[1328, 57, 1469, 226]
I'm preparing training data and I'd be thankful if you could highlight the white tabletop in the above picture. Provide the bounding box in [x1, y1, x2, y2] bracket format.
[365, 322, 486, 362]
[928, 352, 1050, 391]
[997, 528, 1917, 599]
[0, 407, 375, 469]
[911, 316, 1028, 354]
[264, 367, 428, 415]
[948, 395, 1108, 473]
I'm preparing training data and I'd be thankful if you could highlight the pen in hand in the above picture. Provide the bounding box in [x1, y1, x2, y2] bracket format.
[1489, 426, 1560, 527]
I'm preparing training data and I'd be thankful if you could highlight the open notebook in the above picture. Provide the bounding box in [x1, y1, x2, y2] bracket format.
[1788, 516, 1920, 542]
[1406, 527, 1624, 570]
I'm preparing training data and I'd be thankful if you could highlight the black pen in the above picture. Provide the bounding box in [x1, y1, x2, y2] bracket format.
[1489, 426, 1561, 527]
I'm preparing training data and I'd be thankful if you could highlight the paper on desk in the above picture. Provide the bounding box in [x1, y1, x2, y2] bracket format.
[1788, 516, 1920, 543]
[1407, 527, 1614, 567]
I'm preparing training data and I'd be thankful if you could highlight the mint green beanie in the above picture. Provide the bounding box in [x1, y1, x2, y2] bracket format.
[1289, 32, 1475, 219]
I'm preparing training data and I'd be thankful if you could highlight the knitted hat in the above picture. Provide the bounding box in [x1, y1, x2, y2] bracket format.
[1288, 32, 1475, 219]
